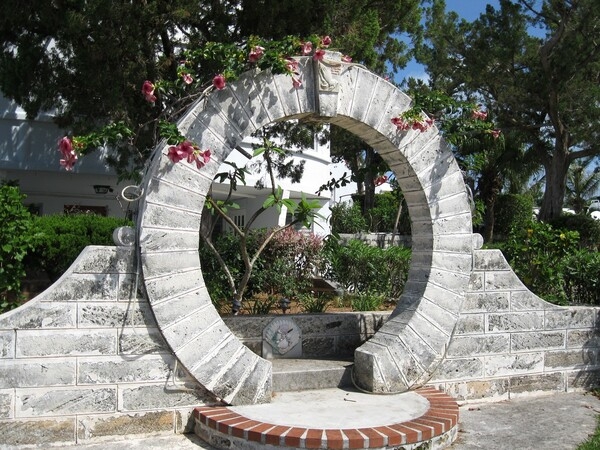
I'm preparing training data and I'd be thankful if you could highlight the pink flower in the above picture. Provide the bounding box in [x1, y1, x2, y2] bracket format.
[321, 36, 332, 48]
[167, 144, 186, 163]
[374, 175, 388, 186]
[249, 45, 265, 63]
[201, 149, 211, 164]
[490, 129, 501, 139]
[58, 136, 74, 157]
[301, 41, 313, 55]
[212, 74, 226, 90]
[285, 57, 299, 73]
[313, 49, 325, 61]
[292, 76, 302, 88]
[182, 73, 193, 85]
[471, 107, 487, 120]
[391, 117, 410, 131]
[141, 80, 156, 103]
[342, 55, 352, 63]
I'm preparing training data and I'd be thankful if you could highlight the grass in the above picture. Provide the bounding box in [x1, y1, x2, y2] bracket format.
[577, 416, 600, 450]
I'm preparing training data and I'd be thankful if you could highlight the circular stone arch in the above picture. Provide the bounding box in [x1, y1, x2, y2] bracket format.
[137, 53, 474, 405]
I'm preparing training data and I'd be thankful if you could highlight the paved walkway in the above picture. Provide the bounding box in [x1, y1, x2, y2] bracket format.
[2, 391, 599, 449]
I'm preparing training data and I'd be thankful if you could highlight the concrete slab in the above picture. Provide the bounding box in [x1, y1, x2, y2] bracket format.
[231, 387, 429, 428]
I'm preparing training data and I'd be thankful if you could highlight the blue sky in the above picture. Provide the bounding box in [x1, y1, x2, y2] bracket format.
[398, 1, 501, 82]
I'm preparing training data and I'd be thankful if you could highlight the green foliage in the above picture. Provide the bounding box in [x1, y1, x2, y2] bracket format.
[348, 292, 385, 312]
[499, 220, 580, 304]
[245, 296, 277, 315]
[562, 251, 600, 306]
[322, 237, 411, 300]
[494, 194, 534, 238]
[330, 202, 367, 234]
[299, 292, 332, 313]
[549, 214, 600, 251]
[28, 214, 132, 281]
[0, 185, 40, 313]
[577, 414, 600, 450]
[199, 228, 324, 306]
[366, 191, 410, 233]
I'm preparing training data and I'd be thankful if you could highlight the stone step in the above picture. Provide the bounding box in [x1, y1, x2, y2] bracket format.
[271, 358, 354, 392]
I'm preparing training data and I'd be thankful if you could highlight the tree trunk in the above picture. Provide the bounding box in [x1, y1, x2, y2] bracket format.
[538, 141, 570, 222]
[480, 170, 503, 243]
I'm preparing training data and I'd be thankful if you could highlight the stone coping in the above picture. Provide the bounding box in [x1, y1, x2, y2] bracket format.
[194, 387, 458, 449]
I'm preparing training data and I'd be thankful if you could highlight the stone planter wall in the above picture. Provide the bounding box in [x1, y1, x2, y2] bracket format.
[0, 246, 214, 447]
[223, 312, 391, 359]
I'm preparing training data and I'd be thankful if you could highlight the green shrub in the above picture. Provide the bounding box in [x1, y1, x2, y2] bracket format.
[199, 228, 324, 305]
[549, 214, 600, 251]
[562, 251, 600, 305]
[349, 292, 385, 311]
[28, 214, 132, 281]
[322, 237, 411, 299]
[0, 185, 41, 313]
[499, 220, 580, 304]
[299, 292, 331, 313]
[330, 202, 367, 234]
[494, 194, 534, 238]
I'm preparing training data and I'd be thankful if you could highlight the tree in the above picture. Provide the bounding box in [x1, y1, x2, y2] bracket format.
[417, 0, 600, 222]
[0, 0, 422, 180]
[565, 159, 600, 214]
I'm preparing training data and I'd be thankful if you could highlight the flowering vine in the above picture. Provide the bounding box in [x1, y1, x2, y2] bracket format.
[57, 35, 350, 172]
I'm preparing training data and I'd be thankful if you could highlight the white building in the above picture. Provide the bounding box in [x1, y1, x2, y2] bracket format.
[0, 94, 335, 233]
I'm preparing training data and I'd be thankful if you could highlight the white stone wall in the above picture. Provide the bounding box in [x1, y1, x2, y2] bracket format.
[0, 246, 214, 447]
[430, 248, 600, 401]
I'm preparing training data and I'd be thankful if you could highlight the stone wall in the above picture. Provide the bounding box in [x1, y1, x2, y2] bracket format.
[224, 312, 391, 359]
[338, 233, 412, 249]
[429, 248, 600, 401]
[0, 246, 215, 447]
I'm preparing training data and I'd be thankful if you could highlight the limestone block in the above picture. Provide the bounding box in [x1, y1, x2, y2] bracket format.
[228, 356, 272, 405]
[77, 355, 174, 384]
[43, 274, 118, 301]
[143, 270, 205, 305]
[270, 71, 304, 119]
[567, 369, 600, 390]
[401, 130, 441, 167]
[362, 81, 402, 130]
[377, 327, 438, 371]
[188, 335, 242, 382]
[420, 169, 466, 203]
[0, 303, 76, 329]
[346, 70, 380, 123]
[432, 234, 475, 253]
[17, 387, 117, 417]
[510, 290, 556, 311]
[139, 228, 198, 253]
[426, 269, 470, 293]
[294, 57, 316, 114]
[462, 292, 510, 313]
[511, 331, 565, 352]
[421, 283, 464, 314]
[301, 336, 337, 358]
[0, 418, 75, 446]
[487, 312, 544, 333]
[176, 407, 197, 433]
[16, 329, 117, 357]
[354, 342, 410, 393]
[0, 390, 13, 418]
[429, 213, 474, 235]
[484, 353, 544, 377]
[74, 247, 135, 274]
[545, 308, 597, 330]
[473, 249, 510, 271]
[120, 384, 210, 411]
[415, 298, 458, 335]
[567, 329, 600, 349]
[442, 378, 509, 401]
[152, 293, 211, 328]
[432, 357, 484, 381]
[118, 328, 169, 355]
[468, 273, 484, 292]
[455, 314, 485, 335]
[0, 330, 14, 358]
[205, 88, 255, 146]
[77, 410, 175, 441]
[144, 177, 207, 213]
[181, 112, 235, 161]
[222, 316, 267, 339]
[447, 335, 510, 357]
[430, 252, 472, 274]
[224, 69, 276, 130]
[484, 271, 526, 291]
[78, 302, 155, 328]
[509, 372, 565, 395]
[117, 274, 145, 302]
[160, 309, 222, 351]
[0, 360, 75, 388]
[140, 202, 201, 231]
[142, 251, 201, 278]
[545, 349, 600, 369]
[175, 325, 236, 368]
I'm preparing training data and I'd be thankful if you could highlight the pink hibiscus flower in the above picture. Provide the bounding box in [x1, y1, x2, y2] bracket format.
[213, 74, 226, 90]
